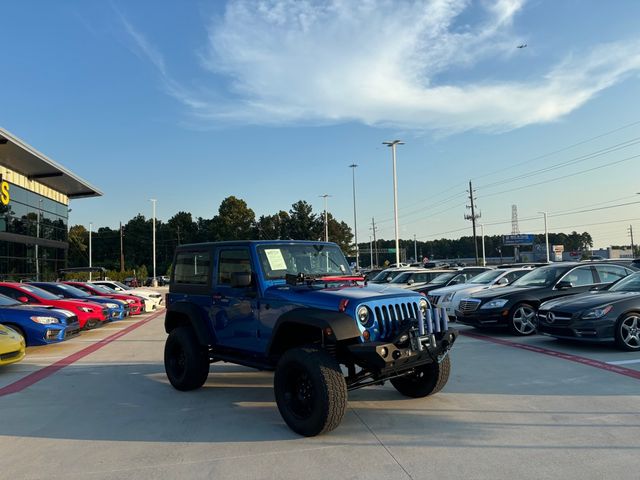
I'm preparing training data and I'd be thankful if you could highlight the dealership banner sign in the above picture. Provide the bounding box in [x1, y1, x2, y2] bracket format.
[503, 234, 535, 246]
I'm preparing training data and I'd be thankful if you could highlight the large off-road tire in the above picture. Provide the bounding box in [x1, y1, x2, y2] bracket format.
[508, 303, 537, 336]
[164, 326, 210, 391]
[391, 355, 451, 398]
[614, 312, 640, 351]
[274, 347, 347, 437]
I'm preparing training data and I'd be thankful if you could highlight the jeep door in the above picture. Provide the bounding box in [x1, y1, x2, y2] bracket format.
[210, 247, 260, 351]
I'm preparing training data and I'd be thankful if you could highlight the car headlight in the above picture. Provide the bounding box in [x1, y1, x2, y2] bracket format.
[582, 305, 613, 319]
[30, 316, 60, 324]
[419, 298, 429, 318]
[481, 299, 509, 309]
[357, 306, 370, 326]
[126, 299, 135, 304]
[105, 303, 119, 309]
[443, 293, 454, 302]
[78, 306, 94, 313]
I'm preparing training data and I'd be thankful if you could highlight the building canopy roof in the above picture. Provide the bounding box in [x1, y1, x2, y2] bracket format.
[0, 127, 102, 199]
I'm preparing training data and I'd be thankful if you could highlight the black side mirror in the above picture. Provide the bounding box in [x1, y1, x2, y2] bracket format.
[556, 280, 573, 290]
[231, 272, 252, 288]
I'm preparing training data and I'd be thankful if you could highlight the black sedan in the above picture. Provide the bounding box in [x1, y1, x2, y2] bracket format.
[455, 262, 634, 336]
[538, 272, 640, 351]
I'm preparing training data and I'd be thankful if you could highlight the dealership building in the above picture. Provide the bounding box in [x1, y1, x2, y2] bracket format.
[0, 128, 101, 280]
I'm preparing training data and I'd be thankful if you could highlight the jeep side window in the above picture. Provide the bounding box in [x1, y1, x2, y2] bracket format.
[174, 251, 211, 285]
[217, 249, 252, 286]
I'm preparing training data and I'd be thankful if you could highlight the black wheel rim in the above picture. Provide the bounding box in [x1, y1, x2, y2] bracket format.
[283, 365, 314, 419]
[168, 344, 187, 378]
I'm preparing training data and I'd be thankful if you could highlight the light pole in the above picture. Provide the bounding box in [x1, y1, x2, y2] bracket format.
[383, 140, 404, 266]
[480, 224, 486, 267]
[349, 164, 359, 270]
[414, 234, 417, 263]
[319, 194, 331, 242]
[150, 199, 157, 287]
[35, 199, 42, 281]
[89, 222, 92, 281]
[538, 211, 549, 262]
[369, 235, 374, 268]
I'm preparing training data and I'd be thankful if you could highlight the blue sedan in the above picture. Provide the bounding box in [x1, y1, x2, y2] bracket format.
[0, 294, 81, 346]
[30, 282, 129, 321]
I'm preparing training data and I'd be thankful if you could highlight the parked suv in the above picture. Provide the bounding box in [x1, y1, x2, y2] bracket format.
[164, 240, 457, 436]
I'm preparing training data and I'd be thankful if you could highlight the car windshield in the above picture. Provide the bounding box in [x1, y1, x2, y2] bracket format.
[0, 294, 20, 306]
[390, 272, 413, 283]
[609, 273, 640, 292]
[257, 243, 351, 280]
[512, 266, 566, 287]
[469, 270, 505, 284]
[428, 272, 457, 284]
[19, 285, 60, 300]
[52, 283, 91, 297]
[108, 281, 131, 290]
[82, 283, 115, 294]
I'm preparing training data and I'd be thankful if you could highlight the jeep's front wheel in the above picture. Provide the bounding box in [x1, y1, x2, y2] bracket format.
[164, 326, 210, 391]
[391, 355, 451, 398]
[274, 347, 347, 437]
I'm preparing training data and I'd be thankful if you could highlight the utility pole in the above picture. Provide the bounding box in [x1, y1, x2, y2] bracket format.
[629, 225, 635, 258]
[370, 217, 379, 267]
[369, 236, 374, 269]
[120, 222, 125, 272]
[319, 194, 331, 242]
[383, 140, 404, 267]
[150, 199, 157, 287]
[89, 222, 92, 281]
[464, 180, 481, 265]
[349, 164, 359, 270]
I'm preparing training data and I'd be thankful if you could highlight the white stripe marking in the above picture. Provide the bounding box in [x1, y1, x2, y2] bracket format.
[606, 358, 640, 365]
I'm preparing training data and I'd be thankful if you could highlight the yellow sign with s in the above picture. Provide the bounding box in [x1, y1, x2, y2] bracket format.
[0, 176, 10, 205]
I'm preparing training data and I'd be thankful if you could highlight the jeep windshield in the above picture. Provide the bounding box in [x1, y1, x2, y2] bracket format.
[257, 244, 351, 280]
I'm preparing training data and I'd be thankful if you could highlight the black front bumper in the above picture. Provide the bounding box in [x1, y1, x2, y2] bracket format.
[455, 308, 507, 327]
[347, 328, 458, 374]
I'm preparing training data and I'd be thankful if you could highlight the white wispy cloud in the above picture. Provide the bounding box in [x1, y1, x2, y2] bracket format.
[119, 0, 640, 132]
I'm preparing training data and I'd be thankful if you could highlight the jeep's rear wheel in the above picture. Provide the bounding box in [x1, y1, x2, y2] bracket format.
[164, 326, 210, 391]
[274, 347, 347, 437]
[391, 355, 451, 398]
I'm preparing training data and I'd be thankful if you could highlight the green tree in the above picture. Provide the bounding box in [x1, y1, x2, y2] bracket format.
[256, 210, 290, 239]
[210, 196, 256, 240]
[288, 200, 322, 240]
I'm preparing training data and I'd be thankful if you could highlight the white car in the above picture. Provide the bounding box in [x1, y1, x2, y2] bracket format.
[428, 268, 534, 318]
[91, 281, 163, 312]
[387, 269, 455, 290]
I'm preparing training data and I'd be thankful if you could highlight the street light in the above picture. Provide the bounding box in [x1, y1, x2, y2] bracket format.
[319, 194, 331, 242]
[150, 199, 157, 287]
[538, 211, 549, 263]
[89, 222, 92, 281]
[383, 140, 404, 266]
[349, 164, 359, 270]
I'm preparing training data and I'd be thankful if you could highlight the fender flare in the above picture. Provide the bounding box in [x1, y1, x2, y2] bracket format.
[267, 308, 361, 356]
[164, 302, 216, 346]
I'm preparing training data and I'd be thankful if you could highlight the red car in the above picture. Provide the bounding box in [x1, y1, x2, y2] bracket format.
[63, 282, 144, 315]
[0, 282, 109, 329]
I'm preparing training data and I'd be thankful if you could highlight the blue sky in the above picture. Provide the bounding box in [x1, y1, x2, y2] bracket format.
[2, 0, 640, 249]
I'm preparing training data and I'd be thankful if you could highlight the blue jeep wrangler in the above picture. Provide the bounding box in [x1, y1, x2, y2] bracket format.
[164, 240, 457, 436]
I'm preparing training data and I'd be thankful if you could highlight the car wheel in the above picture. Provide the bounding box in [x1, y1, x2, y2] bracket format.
[391, 355, 451, 398]
[164, 326, 210, 391]
[509, 303, 537, 336]
[274, 346, 347, 437]
[614, 313, 640, 351]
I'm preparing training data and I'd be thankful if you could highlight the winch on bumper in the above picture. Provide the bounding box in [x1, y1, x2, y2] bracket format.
[346, 304, 457, 375]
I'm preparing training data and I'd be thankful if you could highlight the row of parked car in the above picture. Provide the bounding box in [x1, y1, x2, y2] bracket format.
[363, 261, 640, 351]
[0, 280, 164, 367]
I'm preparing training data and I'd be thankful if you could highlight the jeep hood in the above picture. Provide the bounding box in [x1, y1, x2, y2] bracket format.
[264, 282, 421, 310]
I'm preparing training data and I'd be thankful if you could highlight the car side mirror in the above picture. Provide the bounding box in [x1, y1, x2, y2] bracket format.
[231, 272, 253, 288]
[17, 296, 29, 303]
[497, 277, 509, 285]
[556, 280, 573, 290]
[407, 279, 415, 285]
[385, 276, 393, 282]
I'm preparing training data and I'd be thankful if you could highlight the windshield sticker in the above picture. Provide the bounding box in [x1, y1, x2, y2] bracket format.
[264, 249, 287, 270]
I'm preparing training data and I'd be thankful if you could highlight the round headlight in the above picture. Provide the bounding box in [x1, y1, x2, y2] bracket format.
[419, 298, 428, 317]
[357, 306, 369, 326]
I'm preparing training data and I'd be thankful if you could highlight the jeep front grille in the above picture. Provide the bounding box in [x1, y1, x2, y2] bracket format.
[458, 299, 481, 313]
[371, 300, 420, 340]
